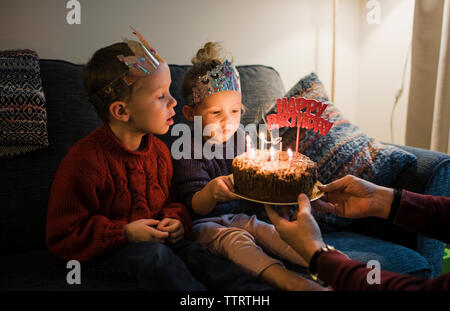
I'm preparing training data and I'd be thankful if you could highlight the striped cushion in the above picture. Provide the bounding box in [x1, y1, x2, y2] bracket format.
[277, 72, 416, 187]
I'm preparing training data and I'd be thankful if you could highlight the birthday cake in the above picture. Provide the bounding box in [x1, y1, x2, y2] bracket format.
[231, 149, 318, 203]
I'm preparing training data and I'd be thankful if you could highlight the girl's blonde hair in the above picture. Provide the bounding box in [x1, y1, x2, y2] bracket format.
[182, 42, 246, 114]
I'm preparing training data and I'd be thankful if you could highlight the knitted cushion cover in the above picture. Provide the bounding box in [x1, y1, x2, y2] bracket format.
[0, 49, 49, 157]
[274, 72, 416, 187]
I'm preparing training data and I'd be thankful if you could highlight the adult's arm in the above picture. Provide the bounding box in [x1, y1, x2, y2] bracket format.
[317, 250, 450, 291]
[392, 190, 450, 244]
[317, 190, 450, 290]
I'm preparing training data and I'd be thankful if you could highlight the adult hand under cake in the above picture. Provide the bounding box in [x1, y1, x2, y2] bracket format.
[313, 174, 394, 219]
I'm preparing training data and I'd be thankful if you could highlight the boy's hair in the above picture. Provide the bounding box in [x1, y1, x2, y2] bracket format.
[83, 42, 135, 123]
[182, 42, 246, 115]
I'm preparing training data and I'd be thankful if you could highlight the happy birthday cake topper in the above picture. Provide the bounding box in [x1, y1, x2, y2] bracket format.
[265, 97, 334, 154]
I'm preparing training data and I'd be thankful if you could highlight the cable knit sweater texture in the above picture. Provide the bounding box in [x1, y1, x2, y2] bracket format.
[46, 124, 192, 262]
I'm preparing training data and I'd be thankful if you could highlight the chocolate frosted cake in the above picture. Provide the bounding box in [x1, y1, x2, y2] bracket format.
[232, 150, 318, 203]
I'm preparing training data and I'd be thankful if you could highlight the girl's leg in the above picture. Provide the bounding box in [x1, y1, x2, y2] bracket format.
[170, 240, 273, 291]
[194, 221, 283, 275]
[194, 222, 324, 290]
[230, 213, 309, 267]
[193, 221, 281, 276]
[261, 264, 328, 291]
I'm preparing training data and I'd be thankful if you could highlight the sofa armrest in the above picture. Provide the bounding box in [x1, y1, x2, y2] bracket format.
[387, 143, 450, 193]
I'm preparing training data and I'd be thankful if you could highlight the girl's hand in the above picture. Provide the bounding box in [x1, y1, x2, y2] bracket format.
[124, 219, 169, 243]
[207, 175, 240, 203]
[191, 175, 240, 215]
[157, 218, 185, 244]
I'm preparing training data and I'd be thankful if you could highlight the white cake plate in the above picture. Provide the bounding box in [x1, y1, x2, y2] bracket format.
[228, 174, 325, 206]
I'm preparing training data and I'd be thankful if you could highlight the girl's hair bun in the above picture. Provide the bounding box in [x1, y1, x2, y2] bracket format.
[191, 42, 225, 66]
[182, 41, 236, 103]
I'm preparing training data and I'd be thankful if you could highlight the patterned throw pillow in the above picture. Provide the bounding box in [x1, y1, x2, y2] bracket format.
[274, 72, 416, 187]
[0, 49, 49, 157]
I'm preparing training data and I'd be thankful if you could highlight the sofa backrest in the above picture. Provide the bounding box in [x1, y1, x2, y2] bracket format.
[0, 59, 285, 255]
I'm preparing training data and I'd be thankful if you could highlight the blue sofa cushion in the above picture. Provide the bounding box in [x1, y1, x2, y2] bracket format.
[272, 72, 417, 187]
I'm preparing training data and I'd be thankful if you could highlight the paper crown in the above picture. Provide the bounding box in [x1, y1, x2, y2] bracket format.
[187, 59, 241, 106]
[117, 25, 165, 86]
[89, 26, 164, 104]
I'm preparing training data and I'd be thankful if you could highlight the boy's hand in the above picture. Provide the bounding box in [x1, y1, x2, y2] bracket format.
[157, 218, 184, 244]
[124, 219, 169, 243]
[207, 175, 240, 203]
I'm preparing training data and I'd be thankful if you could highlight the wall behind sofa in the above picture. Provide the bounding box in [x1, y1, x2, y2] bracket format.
[0, 0, 413, 145]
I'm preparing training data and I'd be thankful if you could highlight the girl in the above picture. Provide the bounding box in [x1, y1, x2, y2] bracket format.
[173, 42, 326, 291]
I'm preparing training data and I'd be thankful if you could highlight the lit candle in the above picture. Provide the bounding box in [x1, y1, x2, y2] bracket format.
[246, 134, 252, 153]
[287, 148, 293, 169]
[259, 132, 265, 152]
[249, 147, 256, 159]
[270, 146, 275, 162]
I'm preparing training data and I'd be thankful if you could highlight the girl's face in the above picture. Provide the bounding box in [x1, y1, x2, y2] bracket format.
[194, 90, 242, 143]
[126, 63, 177, 135]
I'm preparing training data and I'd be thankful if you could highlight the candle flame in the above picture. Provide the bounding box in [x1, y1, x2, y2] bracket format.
[259, 132, 265, 140]
[249, 147, 256, 159]
[287, 148, 293, 160]
[246, 134, 251, 144]
[270, 146, 274, 158]
[259, 132, 266, 151]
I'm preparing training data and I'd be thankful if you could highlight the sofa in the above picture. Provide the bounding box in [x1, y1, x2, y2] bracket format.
[1, 59, 449, 290]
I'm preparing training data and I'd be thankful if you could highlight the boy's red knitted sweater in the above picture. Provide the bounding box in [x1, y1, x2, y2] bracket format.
[46, 124, 192, 262]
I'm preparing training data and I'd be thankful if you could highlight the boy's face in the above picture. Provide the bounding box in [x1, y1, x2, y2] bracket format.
[192, 90, 242, 143]
[121, 62, 176, 135]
